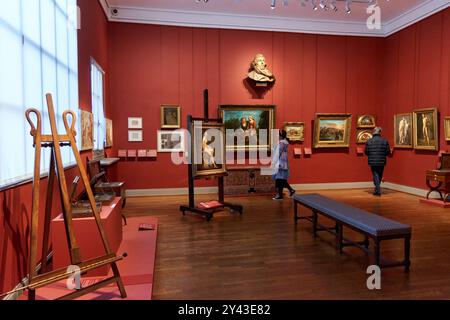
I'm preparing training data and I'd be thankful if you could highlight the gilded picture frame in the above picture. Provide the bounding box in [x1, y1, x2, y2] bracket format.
[445, 117, 450, 142]
[284, 122, 305, 142]
[191, 121, 227, 178]
[356, 130, 373, 144]
[313, 113, 352, 148]
[105, 118, 113, 148]
[161, 105, 181, 129]
[218, 105, 276, 151]
[80, 110, 94, 151]
[357, 115, 376, 128]
[413, 108, 438, 151]
[394, 113, 413, 149]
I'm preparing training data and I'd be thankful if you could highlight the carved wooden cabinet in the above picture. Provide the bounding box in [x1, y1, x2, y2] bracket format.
[224, 166, 275, 195]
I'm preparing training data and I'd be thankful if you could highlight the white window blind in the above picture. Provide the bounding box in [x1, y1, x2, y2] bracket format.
[0, 0, 79, 188]
[91, 59, 105, 152]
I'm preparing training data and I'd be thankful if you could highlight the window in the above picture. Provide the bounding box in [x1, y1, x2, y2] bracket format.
[91, 59, 106, 155]
[0, 0, 79, 188]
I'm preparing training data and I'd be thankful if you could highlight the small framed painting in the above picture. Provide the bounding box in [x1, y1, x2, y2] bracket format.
[157, 130, 185, 153]
[105, 118, 113, 148]
[357, 115, 376, 129]
[445, 117, 450, 142]
[128, 130, 143, 142]
[80, 110, 94, 151]
[161, 105, 181, 129]
[356, 130, 373, 144]
[128, 117, 143, 129]
[284, 122, 305, 142]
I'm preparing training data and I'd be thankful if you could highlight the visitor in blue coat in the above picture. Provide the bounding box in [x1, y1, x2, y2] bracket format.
[272, 130, 296, 200]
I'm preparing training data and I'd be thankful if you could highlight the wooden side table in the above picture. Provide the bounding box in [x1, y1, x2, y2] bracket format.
[426, 169, 450, 202]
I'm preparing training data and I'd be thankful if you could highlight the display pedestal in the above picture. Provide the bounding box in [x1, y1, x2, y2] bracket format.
[225, 166, 275, 195]
[419, 198, 450, 208]
[52, 197, 123, 276]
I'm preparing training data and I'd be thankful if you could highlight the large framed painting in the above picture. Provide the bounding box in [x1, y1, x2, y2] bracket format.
[313, 113, 352, 148]
[413, 108, 438, 151]
[105, 118, 113, 148]
[80, 110, 93, 151]
[218, 105, 276, 151]
[157, 130, 185, 152]
[445, 117, 450, 141]
[191, 121, 227, 178]
[357, 115, 376, 128]
[161, 105, 181, 129]
[394, 113, 413, 148]
[284, 122, 305, 142]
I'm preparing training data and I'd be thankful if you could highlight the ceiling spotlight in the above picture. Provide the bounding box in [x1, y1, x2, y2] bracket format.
[319, 0, 327, 10]
[271, 0, 276, 9]
[330, 0, 338, 12]
[312, 0, 318, 11]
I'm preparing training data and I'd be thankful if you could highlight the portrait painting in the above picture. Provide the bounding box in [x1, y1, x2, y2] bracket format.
[357, 115, 376, 128]
[157, 130, 185, 153]
[356, 130, 373, 144]
[445, 117, 450, 141]
[191, 122, 227, 178]
[161, 105, 181, 129]
[313, 114, 352, 148]
[413, 108, 438, 151]
[394, 113, 413, 148]
[105, 118, 113, 148]
[80, 110, 93, 151]
[284, 122, 305, 142]
[219, 105, 275, 151]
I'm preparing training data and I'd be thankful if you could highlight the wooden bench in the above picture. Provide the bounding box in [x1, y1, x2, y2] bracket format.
[293, 194, 411, 272]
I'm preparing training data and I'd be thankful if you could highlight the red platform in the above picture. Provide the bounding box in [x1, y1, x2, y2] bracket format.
[20, 216, 158, 300]
[419, 198, 450, 208]
[52, 197, 123, 276]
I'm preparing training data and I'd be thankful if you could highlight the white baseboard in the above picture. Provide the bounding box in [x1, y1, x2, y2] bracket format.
[383, 182, 439, 199]
[126, 181, 436, 198]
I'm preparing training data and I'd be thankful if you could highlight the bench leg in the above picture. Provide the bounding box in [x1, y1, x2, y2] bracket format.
[364, 236, 370, 250]
[312, 210, 318, 238]
[374, 240, 381, 267]
[404, 235, 411, 273]
[336, 224, 343, 254]
[294, 201, 298, 225]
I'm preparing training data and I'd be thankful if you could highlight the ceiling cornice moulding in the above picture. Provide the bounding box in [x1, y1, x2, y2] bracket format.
[99, 0, 450, 38]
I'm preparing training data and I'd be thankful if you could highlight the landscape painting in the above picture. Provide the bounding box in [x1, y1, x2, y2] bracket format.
[313, 114, 352, 148]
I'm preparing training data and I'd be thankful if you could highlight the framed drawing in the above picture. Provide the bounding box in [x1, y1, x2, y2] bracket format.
[105, 118, 113, 148]
[356, 130, 373, 144]
[445, 117, 450, 141]
[284, 122, 305, 142]
[128, 117, 143, 129]
[191, 122, 227, 178]
[80, 110, 93, 151]
[313, 113, 352, 148]
[394, 113, 413, 148]
[128, 130, 143, 142]
[157, 130, 185, 153]
[161, 105, 181, 129]
[218, 105, 276, 151]
[357, 115, 376, 128]
[413, 108, 438, 151]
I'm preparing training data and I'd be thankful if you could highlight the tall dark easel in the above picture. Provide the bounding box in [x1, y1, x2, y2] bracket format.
[21, 94, 127, 300]
[180, 90, 243, 222]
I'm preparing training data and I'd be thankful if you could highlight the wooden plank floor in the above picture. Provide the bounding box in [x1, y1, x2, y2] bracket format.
[122, 189, 450, 300]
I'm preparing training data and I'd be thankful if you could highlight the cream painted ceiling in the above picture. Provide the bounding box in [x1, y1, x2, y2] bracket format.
[101, 0, 450, 36]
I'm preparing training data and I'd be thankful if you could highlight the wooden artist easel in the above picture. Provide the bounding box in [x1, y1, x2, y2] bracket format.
[179, 90, 243, 222]
[23, 94, 127, 300]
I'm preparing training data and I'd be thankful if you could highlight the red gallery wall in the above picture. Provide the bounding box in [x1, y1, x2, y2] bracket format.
[380, 9, 450, 189]
[0, 0, 109, 295]
[108, 24, 385, 189]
